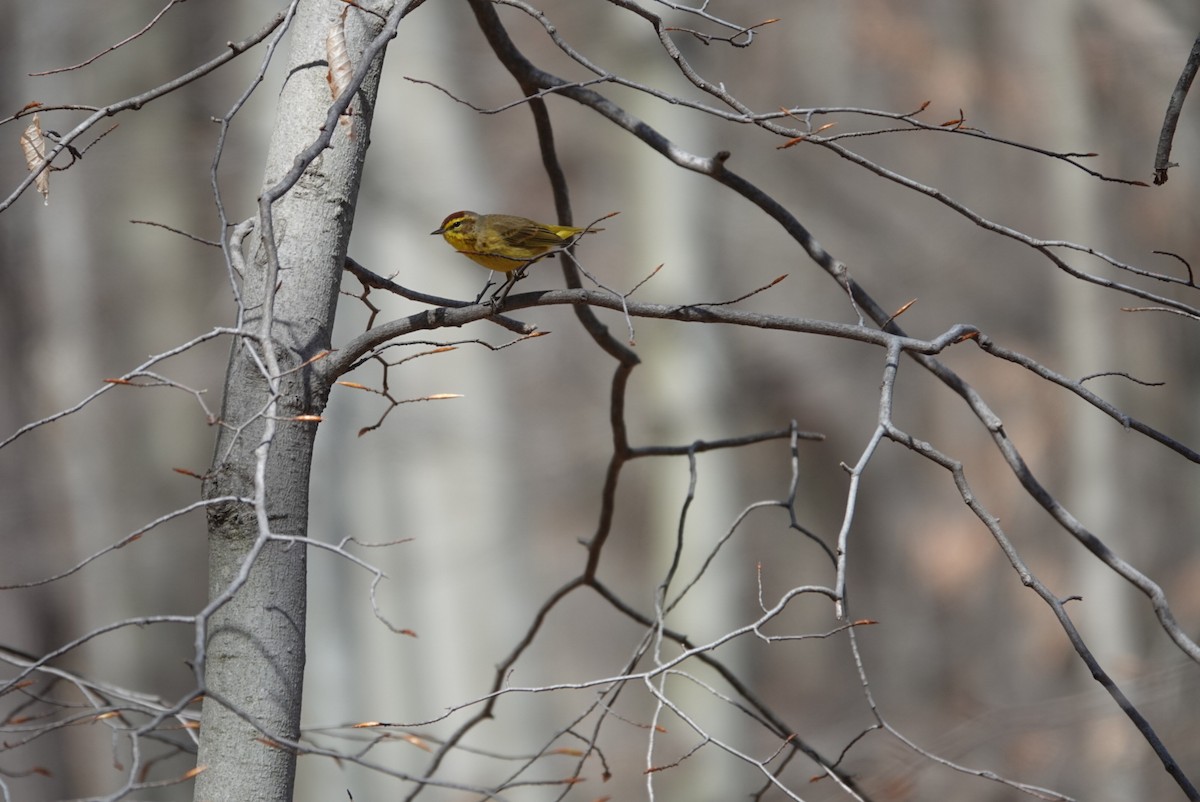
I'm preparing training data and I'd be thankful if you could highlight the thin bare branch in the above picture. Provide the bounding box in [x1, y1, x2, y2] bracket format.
[28, 0, 189, 76]
[1154, 32, 1200, 184]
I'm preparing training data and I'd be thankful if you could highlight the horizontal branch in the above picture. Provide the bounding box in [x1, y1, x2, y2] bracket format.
[318, 288, 978, 382]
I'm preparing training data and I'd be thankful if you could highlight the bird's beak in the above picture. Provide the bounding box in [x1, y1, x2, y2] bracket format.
[430, 227, 443, 235]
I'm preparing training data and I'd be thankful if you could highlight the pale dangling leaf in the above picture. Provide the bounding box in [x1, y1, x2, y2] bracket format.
[19, 113, 49, 205]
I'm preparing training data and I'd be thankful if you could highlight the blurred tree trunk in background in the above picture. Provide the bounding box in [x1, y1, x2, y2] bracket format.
[2, 3, 225, 795]
[1030, 5, 1138, 800]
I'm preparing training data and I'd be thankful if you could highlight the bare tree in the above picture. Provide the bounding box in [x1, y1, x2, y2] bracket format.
[1, 2, 1198, 802]
[193, 3, 401, 800]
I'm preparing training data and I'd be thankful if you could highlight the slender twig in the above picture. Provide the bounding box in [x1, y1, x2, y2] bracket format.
[28, 0, 188, 76]
[1154, 33, 1200, 184]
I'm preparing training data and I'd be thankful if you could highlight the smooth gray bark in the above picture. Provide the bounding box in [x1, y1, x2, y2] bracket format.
[194, 2, 390, 799]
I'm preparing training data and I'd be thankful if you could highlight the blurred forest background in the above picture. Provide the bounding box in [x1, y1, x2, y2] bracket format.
[1, 0, 1199, 800]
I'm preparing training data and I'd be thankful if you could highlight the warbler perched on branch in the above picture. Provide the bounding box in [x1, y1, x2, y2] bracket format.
[431, 211, 599, 273]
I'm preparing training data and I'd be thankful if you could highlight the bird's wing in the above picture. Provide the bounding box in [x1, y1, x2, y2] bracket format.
[492, 216, 573, 250]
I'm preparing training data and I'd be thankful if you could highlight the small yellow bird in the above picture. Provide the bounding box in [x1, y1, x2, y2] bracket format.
[431, 210, 591, 273]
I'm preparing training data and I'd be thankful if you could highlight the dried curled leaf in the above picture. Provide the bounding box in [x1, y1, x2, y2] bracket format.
[326, 6, 353, 128]
[398, 733, 432, 751]
[19, 113, 49, 205]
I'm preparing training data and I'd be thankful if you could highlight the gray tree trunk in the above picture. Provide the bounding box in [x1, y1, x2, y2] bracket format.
[194, 2, 391, 799]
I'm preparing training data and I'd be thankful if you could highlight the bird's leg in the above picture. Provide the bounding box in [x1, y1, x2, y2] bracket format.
[486, 255, 545, 311]
[489, 270, 522, 310]
[474, 273, 497, 304]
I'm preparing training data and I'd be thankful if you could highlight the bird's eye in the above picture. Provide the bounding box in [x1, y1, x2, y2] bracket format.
[449, 220, 462, 229]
